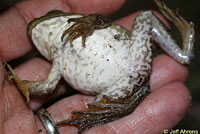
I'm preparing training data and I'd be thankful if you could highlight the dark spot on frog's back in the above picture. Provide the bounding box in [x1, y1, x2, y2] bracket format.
[49, 32, 52, 36]
[85, 73, 90, 79]
[114, 34, 120, 41]
[71, 49, 76, 55]
[63, 67, 67, 70]
[99, 69, 104, 75]
[82, 63, 89, 66]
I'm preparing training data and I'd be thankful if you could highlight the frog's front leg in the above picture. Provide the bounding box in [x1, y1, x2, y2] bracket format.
[61, 14, 112, 47]
[4, 59, 61, 102]
[57, 84, 150, 133]
[152, 0, 195, 64]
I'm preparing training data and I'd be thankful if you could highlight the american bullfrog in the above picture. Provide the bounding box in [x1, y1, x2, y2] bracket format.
[4, 0, 195, 133]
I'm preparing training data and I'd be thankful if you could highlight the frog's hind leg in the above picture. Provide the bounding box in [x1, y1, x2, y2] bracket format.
[4, 59, 62, 102]
[56, 84, 150, 133]
[152, 0, 195, 64]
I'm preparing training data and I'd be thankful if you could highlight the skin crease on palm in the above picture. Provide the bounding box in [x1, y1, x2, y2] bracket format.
[0, 0, 191, 134]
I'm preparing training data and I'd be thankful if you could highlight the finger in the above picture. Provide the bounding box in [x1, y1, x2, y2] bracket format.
[0, 0, 126, 61]
[0, 61, 27, 111]
[36, 94, 95, 133]
[14, 58, 51, 81]
[150, 54, 188, 91]
[0, 61, 37, 133]
[59, 0, 126, 15]
[37, 82, 190, 134]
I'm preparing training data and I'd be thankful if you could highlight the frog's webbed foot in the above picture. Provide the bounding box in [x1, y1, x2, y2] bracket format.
[61, 14, 112, 47]
[4, 63, 30, 103]
[56, 84, 150, 133]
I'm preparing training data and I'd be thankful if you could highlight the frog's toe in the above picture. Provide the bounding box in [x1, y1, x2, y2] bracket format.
[154, 0, 194, 32]
[61, 14, 111, 47]
[56, 101, 120, 133]
[56, 84, 150, 133]
[61, 17, 94, 47]
[68, 25, 90, 47]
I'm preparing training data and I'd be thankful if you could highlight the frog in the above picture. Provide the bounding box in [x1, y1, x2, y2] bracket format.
[4, 0, 194, 133]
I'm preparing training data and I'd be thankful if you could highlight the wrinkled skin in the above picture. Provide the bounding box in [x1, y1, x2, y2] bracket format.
[0, 0, 191, 134]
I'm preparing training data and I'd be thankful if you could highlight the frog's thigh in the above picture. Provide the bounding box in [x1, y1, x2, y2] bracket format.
[129, 10, 153, 69]
[29, 58, 62, 95]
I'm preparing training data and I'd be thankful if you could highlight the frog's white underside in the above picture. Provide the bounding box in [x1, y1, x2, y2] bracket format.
[31, 12, 153, 100]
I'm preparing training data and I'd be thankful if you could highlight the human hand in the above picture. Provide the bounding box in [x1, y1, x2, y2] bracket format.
[0, 0, 191, 133]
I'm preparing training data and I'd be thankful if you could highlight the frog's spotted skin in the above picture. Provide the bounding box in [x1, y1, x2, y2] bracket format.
[4, 0, 195, 133]
[30, 11, 153, 101]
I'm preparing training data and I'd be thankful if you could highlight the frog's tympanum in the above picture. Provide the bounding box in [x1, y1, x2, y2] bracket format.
[4, 0, 195, 133]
